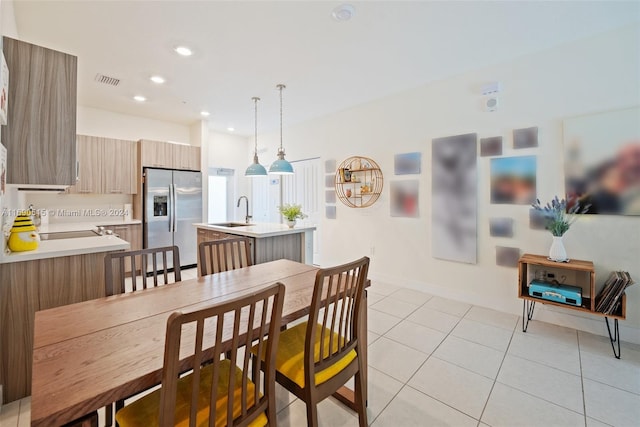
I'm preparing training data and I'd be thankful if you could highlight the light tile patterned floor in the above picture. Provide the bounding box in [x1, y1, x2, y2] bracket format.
[2, 277, 640, 426]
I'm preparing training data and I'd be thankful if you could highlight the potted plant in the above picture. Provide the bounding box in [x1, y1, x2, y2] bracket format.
[531, 196, 590, 261]
[278, 204, 307, 228]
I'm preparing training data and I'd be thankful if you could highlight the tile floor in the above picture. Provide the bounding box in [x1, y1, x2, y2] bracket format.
[2, 277, 639, 427]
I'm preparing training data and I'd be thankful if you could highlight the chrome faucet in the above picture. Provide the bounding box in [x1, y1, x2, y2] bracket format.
[237, 196, 252, 224]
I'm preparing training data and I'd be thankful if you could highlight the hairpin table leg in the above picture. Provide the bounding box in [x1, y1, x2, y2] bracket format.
[522, 299, 535, 332]
[605, 317, 621, 359]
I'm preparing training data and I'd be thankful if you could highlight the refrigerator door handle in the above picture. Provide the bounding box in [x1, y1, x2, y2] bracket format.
[168, 184, 174, 232]
[172, 183, 178, 233]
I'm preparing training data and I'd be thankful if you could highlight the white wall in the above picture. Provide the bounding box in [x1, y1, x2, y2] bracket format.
[77, 105, 191, 142]
[252, 24, 640, 343]
[0, 0, 18, 39]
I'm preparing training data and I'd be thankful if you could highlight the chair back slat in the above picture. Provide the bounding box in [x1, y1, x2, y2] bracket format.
[104, 246, 181, 295]
[158, 283, 285, 427]
[199, 237, 252, 276]
[306, 257, 369, 377]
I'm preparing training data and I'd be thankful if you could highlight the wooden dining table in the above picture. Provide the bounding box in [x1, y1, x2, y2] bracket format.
[30, 259, 368, 426]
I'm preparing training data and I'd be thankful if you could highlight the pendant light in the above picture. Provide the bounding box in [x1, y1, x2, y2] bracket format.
[245, 96, 268, 177]
[269, 84, 294, 175]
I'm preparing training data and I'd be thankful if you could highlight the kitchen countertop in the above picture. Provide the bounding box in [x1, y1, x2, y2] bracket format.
[37, 219, 142, 233]
[1, 235, 130, 263]
[0, 220, 139, 263]
[194, 222, 316, 238]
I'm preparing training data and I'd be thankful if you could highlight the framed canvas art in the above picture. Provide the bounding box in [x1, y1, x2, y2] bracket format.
[563, 107, 640, 215]
[0, 52, 8, 126]
[490, 156, 537, 204]
[432, 133, 478, 264]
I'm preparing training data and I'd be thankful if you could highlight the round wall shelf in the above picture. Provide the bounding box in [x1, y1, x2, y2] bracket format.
[335, 156, 383, 208]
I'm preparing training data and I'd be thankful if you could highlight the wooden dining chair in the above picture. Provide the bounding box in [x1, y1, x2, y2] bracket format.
[115, 282, 285, 427]
[252, 256, 370, 427]
[104, 245, 182, 295]
[198, 237, 252, 276]
[104, 245, 182, 426]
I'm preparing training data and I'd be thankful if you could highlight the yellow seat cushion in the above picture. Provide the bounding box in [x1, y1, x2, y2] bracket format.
[252, 322, 357, 388]
[115, 359, 267, 427]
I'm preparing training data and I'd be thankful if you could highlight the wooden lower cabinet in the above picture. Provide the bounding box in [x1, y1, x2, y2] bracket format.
[253, 234, 301, 264]
[102, 224, 142, 273]
[0, 252, 112, 402]
[195, 227, 304, 273]
[196, 228, 235, 276]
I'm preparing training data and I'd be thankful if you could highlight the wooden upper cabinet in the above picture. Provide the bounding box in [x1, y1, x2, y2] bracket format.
[139, 139, 200, 171]
[139, 139, 171, 169]
[103, 138, 137, 194]
[71, 135, 137, 194]
[175, 144, 201, 171]
[1, 37, 77, 185]
[73, 135, 102, 193]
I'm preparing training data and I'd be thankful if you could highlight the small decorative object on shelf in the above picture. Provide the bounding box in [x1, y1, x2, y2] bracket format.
[531, 195, 590, 262]
[335, 156, 383, 208]
[278, 203, 307, 228]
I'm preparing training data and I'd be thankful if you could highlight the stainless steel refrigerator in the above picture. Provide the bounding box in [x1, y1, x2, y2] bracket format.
[144, 168, 202, 269]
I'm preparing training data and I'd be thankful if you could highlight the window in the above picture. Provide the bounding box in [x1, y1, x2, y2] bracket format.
[208, 168, 234, 223]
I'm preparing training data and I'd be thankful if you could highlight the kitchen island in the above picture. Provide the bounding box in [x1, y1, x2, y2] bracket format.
[0, 223, 131, 402]
[193, 222, 316, 265]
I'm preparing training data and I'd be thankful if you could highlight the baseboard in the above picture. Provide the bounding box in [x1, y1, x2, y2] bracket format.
[368, 271, 640, 346]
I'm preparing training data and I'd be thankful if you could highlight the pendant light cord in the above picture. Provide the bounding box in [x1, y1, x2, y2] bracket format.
[253, 97, 259, 154]
[277, 84, 286, 152]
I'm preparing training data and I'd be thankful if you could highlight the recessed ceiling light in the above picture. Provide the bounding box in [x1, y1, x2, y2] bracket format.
[331, 4, 355, 22]
[133, 95, 146, 102]
[150, 75, 165, 84]
[227, 127, 235, 132]
[200, 111, 210, 117]
[174, 46, 193, 56]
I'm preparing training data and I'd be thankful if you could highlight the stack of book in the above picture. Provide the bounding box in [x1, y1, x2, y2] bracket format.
[595, 271, 635, 315]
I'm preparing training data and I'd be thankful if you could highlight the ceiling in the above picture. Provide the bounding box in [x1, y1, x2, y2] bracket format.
[11, 1, 640, 136]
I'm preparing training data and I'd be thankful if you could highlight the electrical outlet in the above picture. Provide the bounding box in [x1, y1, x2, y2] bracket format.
[370, 246, 375, 256]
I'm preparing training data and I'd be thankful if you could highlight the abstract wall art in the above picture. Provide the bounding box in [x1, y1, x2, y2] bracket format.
[390, 180, 419, 217]
[480, 136, 503, 157]
[432, 133, 477, 264]
[529, 208, 547, 230]
[496, 246, 520, 268]
[489, 217, 514, 237]
[394, 152, 421, 175]
[513, 126, 538, 149]
[490, 156, 537, 204]
[326, 205, 336, 219]
[325, 190, 336, 204]
[563, 107, 640, 215]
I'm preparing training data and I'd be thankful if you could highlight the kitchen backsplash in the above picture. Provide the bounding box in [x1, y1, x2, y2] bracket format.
[24, 192, 133, 224]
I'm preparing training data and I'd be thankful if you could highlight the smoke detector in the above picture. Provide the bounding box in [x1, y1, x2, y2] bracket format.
[331, 4, 355, 22]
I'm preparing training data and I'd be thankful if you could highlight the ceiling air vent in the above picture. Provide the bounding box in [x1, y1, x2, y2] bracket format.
[94, 73, 120, 86]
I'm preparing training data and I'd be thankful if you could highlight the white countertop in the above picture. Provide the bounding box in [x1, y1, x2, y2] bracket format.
[37, 219, 142, 233]
[0, 220, 139, 263]
[194, 222, 316, 238]
[1, 235, 130, 263]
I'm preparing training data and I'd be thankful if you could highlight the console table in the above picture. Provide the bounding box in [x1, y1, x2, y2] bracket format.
[517, 254, 626, 358]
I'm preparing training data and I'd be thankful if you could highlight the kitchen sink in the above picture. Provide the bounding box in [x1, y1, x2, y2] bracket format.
[39, 230, 101, 240]
[209, 222, 253, 228]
